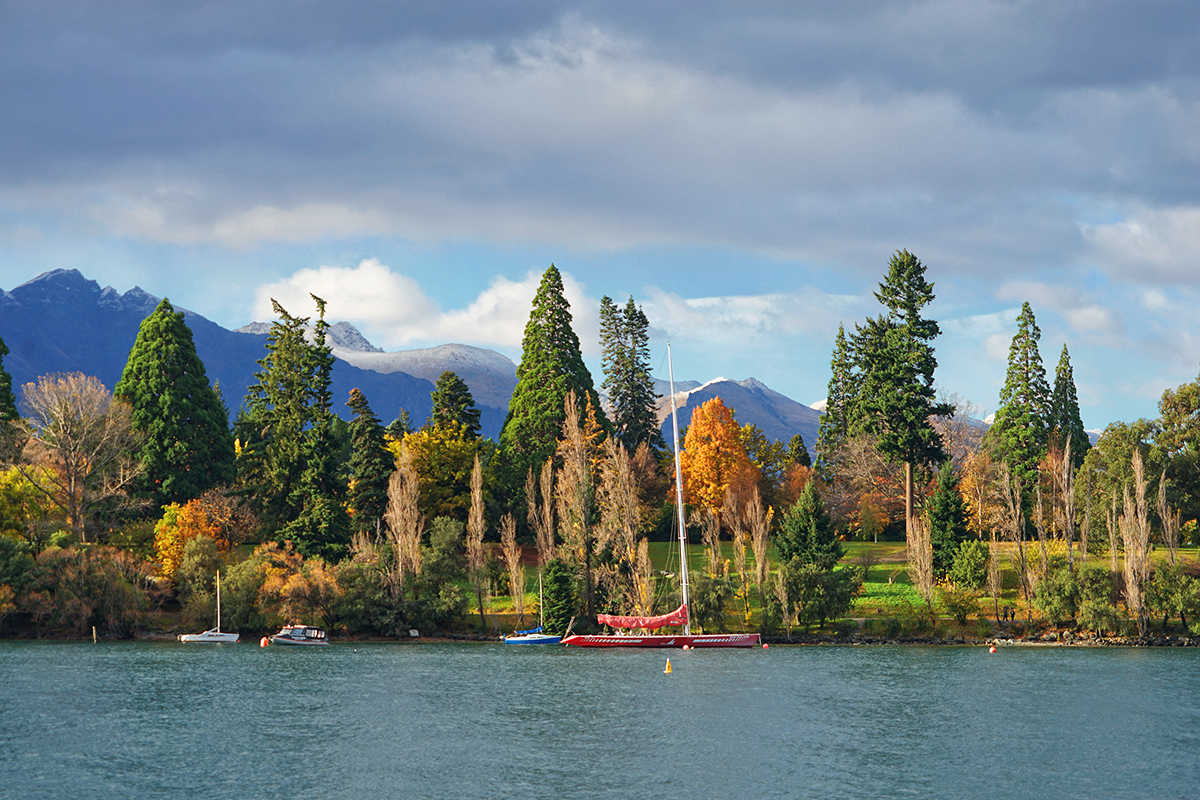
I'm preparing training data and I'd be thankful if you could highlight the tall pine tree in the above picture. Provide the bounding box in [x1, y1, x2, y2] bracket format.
[851, 250, 951, 534]
[1049, 344, 1090, 469]
[114, 299, 235, 508]
[493, 265, 606, 503]
[599, 295, 664, 452]
[815, 324, 855, 472]
[347, 388, 392, 537]
[429, 371, 482, 439]
[240, 296, 349, 559]
[987, 302, 1051, 486]
[926, 461, 969, 579]
[0, 335, 18, 462]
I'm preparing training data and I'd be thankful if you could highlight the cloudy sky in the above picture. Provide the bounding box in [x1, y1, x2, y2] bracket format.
[3, 1, 1200, 430]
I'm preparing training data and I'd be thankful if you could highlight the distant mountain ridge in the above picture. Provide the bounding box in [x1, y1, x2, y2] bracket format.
[1, 269, 821, 449]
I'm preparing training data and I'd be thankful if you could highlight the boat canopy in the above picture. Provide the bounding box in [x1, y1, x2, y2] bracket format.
[597, 604, 688, 631]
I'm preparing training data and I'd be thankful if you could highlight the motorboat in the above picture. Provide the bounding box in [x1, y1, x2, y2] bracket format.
[269, 624, 329, 646]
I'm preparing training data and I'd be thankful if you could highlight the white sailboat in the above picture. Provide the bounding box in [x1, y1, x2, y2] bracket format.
[178, 570, 239, 643]
[561, 345, 760, 648]
[502, 572, 561, 644]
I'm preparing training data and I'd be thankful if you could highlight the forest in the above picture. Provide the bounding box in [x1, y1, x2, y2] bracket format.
[1, 254, 1198, 643]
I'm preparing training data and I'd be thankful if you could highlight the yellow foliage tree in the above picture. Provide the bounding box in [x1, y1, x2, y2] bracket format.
[154, 491, 256, 584]
[679, 397, 760, 516]
[389, 422, 480, 520]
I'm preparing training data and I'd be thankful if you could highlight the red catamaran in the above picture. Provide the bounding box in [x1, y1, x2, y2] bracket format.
[561, 344, 760, 649]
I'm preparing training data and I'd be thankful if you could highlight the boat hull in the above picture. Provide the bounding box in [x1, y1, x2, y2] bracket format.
[561, 633, 760, 648]
[178, 629, 239, 643]
[502, 633, 562, 645]
[269, 635, 328, 646]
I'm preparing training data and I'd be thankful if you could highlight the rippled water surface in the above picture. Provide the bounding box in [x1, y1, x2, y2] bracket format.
[2, 640, 1197, 799]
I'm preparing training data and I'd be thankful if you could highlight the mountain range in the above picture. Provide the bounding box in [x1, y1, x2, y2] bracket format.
[0, 269, 821, 450]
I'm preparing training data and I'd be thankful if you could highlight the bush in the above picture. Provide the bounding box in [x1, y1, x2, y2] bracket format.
[949, 540, 989, 592]
[937, 583, 979, 624]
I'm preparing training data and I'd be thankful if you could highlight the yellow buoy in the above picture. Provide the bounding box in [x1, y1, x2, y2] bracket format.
[664, 658, 672, 674]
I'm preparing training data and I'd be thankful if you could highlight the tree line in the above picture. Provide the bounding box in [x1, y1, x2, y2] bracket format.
[0, 256, 1197, 640]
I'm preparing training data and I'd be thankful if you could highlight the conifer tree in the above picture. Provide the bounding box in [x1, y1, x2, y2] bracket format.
[787, 433, 811, 468]
[599, 295, 664, 452]
[241, 296, 349, 559]
[926, 461, 969, 578]
[1048, 344, 1090, 469]
[114, 299, 235, 508]
[987, 302, 1051, 486]
[775, 480, 842, 569]
[347, 388, 392, 536]
[815, 324, 855, 471]
[851, 250, 951, 533]
[0, 335, 15, 423]
[0, 335, 19, 461]
[429, 371, 481, 439]
[494, 265, 606, 502]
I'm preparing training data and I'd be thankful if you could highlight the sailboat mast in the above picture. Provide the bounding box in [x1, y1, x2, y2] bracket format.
[216, 570, 221, 632]
[667, 344, 691, 636]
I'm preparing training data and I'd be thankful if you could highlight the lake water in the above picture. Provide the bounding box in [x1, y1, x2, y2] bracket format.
[1, 640, 1197, 800]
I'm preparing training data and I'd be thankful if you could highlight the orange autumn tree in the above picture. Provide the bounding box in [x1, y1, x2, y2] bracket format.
[679, 397, 760, 516]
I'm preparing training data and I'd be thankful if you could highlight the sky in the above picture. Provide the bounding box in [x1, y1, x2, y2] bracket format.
[3, 1, 1200, 431]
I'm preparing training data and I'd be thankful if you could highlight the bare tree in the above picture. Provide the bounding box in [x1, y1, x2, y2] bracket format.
[466, 453, 488, 631]
[19, 373, 145, 542]
[745, 486, 773, 601]
[692, 506, 721, 578]
[932, 392, 985, 468]
[555, 391, 596, 617]
[1120, 450, 1152, 637]
[999, 465, 1031, 617]
[384, 445, 424, 597]
[907, 515, 935, 610]
[1157, 470, 1180, 565]
[596, 438, 642, 612]
[986, 533, 1002, 621]
[499, 512, 525, 626]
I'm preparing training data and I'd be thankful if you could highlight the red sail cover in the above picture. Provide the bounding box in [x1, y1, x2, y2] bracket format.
[597, 604, 688, 630]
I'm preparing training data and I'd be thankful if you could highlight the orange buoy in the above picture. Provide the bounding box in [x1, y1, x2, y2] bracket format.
[664, 658, 672, 674]
[260, 636, 269, 647]
[989, 646, 997, 653]
[763, 643, 769, 649]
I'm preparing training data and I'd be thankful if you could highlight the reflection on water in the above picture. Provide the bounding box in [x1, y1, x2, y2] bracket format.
[1, 641, 1198, 800]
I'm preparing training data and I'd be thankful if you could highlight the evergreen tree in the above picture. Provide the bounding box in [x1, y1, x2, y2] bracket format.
[775, 481, 842, 570]
[0, 335, 19, 462]
[0, 335, 15, 423]
[241, 296, 349, 559]
[1049, 344, 1090, 469]
[599, 295, 664, 452]
[428, 371, 482, 439]
[927, 461, 969, 579]
[787, 433, 811, 468]
[385, 410, 413, 440]
[114, 299, 235, 508]
[493, 265, 607, 502]
[815, 324, 855, 471]
[987, 302, 1051, 486]
[347, 388, 393, 536]
[851, 250, 951, 532]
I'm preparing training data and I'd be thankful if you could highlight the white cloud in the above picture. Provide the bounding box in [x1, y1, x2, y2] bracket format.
[253, 259, 440, 341]
[995, 281, 1125, 335]
[1084, 206, 1200, 286]
[252, 260, 600, 352]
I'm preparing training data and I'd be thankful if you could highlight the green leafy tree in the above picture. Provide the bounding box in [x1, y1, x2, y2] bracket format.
[429, 371, 482, 439]
[346, 388, 392, 536]
[850, 251, 951, 532]
[114, 299, 235, 508]
[599, 295, 664, 452]
[776, 481, 842, 569]
[1048, 344, 1091, 469]
[987, 302, 1051, 486]
[239, 296, 349, 560]
[927, 461, 970, 579]
[493, 265, 607, 504]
